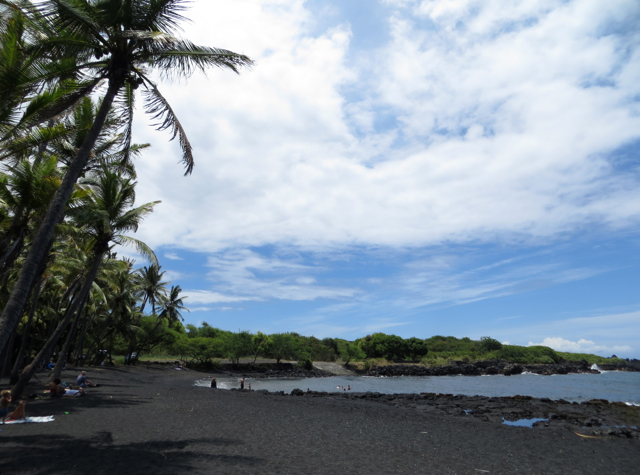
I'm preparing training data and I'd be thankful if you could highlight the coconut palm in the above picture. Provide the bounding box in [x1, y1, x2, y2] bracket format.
[0, 157, 60, 281]
[158, 284, 187, 324]
[136, 264, 167, 316]
[0, 0, 252, 356]
[12, 166, 158, 394]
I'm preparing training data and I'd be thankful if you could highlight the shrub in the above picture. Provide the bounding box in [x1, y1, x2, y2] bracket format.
[338, 341, 365, 365]
[497, 345, 561, 364]
[479, 336, 503, 352]
[298, 358, 313, 370]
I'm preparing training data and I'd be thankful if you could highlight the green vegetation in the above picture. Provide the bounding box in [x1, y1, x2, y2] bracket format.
[131, 327, 623, 370]
[557, 352, 625, 365]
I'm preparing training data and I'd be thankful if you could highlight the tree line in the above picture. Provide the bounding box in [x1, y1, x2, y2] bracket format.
[145, 327, 614, 368]
[0, 0, 252, 397]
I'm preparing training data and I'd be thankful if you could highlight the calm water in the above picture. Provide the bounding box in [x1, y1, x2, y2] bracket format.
[195, 370, 640, 405]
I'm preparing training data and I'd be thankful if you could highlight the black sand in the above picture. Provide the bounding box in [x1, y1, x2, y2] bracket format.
[1, 365, 638, 474]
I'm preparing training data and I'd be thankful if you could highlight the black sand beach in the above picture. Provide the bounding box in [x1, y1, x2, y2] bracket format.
[1, 365, 639, 474]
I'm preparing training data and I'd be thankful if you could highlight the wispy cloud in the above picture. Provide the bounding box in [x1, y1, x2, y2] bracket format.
[203, 249, 360, 301]
[183, 290, 260, 305]
[396, 253, 605, 309]
[164, 252, 183, 261]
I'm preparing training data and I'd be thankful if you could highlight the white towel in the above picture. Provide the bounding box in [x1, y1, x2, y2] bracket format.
[3, 415, 55, 424]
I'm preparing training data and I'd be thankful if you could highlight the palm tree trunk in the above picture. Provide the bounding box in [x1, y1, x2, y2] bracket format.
[0, 78, 122, 357]
[51, 291, 91, 381]
[0, 230, 25, 275]
[11, 245, 107, 398]
[40, 283, 81, 371]
[0, 331, 16, 382]
[10, 274, 43, 384]
[73, 312, 95, 365]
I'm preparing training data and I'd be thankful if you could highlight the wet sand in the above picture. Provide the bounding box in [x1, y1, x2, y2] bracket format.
[1, 365, 638, 474]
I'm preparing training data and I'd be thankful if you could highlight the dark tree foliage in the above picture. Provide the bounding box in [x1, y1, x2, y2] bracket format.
[479, 336, 503, 352]
[356, 333, 409, 361]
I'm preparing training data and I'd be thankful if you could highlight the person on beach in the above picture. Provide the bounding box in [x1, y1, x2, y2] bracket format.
[7, 399, 26, 421]
[240, 378, 245, 390]
[1, 390, 11, 423]
[76, 371, 97, 388]
[211, 378, 217, 388]
[49, 378, 84, 397]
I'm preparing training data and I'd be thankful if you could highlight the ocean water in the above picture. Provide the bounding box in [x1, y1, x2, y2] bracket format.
[195, 370, 640, 405]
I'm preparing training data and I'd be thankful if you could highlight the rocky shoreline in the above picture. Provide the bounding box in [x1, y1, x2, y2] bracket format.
[213, 358, 640, 379]
[261, 388, 640, 439]
[358, 359, 602, 377]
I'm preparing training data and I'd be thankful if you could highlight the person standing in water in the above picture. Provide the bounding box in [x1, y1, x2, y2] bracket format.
[211, 378, 217, 388]
[240, 378, 245, 390]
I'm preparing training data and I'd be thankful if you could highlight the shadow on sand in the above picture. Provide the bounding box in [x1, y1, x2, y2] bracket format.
[1, 432, 263, 474]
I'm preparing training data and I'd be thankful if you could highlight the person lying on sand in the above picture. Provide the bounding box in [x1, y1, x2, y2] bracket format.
[49, 378, 84, 397]
[76, 371, 97, 388]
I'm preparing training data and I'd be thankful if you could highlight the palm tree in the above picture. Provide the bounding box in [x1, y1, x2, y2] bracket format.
[137, 264, 167, 316]
[0, 0, 253, 355]
[0, 157, 60, 281]
[12, 166, 158, 395]
[159, 285, 187, 324]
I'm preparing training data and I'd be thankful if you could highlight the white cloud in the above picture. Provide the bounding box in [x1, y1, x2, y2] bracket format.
[183, 290, 260, 304]
[204, 249, 360, 301]
[163, 270, 189, 282]
[189, 306, 242, 312]
[528, 337, 632, 356]
[164, 252, 183, 261]
[492, 310, 640, 357]
[130, 0, 640, 256]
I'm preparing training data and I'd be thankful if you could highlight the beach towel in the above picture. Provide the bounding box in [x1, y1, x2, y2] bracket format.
[3, 416, 55, 424]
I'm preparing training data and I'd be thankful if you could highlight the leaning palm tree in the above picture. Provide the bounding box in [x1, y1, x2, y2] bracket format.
[0, 0, 253, 355]
[12, 166, 158, 395]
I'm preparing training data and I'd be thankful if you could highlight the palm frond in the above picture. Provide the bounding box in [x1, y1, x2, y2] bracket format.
[38, 0, 109, 49]
[138, 0, 190, 34]
[0, 122, 70, 162]
[142, 82, 193, 174]
[142, 40, 254, 77]
[115, 235, 158, 266]
[115, 80, 135, 163]
[10, 77, 101, 136]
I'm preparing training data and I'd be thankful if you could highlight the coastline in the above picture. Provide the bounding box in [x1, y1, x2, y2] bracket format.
[1, 364, 639, 474]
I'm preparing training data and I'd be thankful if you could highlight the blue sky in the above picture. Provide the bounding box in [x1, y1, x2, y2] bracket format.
[127, 0, 640, 357]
